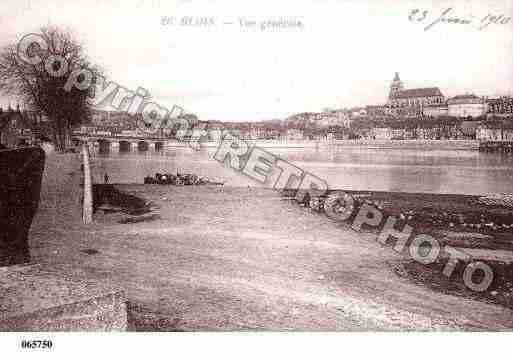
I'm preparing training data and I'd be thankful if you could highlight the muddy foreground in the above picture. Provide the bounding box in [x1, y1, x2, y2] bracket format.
[28, 154, 513, 330]
[293, 190, 513, 313]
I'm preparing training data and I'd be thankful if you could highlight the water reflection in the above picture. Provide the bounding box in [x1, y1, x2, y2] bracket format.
[91, 146, 513, 195]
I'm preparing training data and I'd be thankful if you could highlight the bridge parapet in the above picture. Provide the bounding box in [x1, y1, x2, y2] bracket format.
[71, 135, 169, 153]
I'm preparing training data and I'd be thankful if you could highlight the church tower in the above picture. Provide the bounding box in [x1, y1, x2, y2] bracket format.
[389, 72, 404, 100]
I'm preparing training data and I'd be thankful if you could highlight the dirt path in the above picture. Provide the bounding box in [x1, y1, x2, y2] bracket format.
[28, 160, 513, 330]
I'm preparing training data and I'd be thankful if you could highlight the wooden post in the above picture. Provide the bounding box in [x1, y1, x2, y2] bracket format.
[82, 142, 93, 224]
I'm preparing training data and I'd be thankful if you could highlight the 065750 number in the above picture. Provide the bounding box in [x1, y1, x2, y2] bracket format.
[21, 340, 53, 349]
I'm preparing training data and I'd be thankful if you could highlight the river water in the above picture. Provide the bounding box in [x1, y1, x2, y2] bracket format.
[91, 145, 513, 195]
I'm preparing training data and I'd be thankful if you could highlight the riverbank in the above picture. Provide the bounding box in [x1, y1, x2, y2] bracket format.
[84, 183, 512, 329]
[285, 189, 513, 311]
[152, 139, 479, 150]
[99, 185, 513, 239]
[28, 155, 513, 330]
[340, 190, 513, 242]
[101, 184, 513, 313]
[329, 139, 479, 150]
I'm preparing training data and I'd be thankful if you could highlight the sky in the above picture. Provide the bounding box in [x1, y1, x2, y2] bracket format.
[0, 0, 512, 121]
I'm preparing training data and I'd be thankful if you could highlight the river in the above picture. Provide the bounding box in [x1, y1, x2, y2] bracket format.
[91, 144, 513, 195]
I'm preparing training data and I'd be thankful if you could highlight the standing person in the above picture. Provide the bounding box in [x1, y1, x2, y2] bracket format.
[104, 172, 109, 184]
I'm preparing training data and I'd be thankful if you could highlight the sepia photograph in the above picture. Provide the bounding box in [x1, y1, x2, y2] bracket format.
[0, 0, 512, 356]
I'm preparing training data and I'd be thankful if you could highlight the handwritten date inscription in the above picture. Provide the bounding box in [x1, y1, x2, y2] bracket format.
[408, 7, 511, 31]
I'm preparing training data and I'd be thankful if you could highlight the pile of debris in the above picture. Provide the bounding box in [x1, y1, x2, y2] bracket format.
[477, 193, 513, 209]
[144, 172, 223, 186]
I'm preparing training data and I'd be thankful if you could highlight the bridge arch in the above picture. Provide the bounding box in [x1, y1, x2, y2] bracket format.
[98, 139, 110, 154]
[138, 141, 149, 152]
[119, 141, 131, 152]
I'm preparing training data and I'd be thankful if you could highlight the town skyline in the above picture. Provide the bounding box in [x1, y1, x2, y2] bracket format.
[0, 0, 512, 121]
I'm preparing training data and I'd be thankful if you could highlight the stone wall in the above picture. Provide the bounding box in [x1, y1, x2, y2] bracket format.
[0, 148, 45, 266]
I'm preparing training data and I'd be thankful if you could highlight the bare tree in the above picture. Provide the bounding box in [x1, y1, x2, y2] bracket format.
[0, 26, 101, 151]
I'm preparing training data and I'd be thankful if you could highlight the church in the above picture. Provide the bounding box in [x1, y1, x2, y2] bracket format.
[387, 72, 445, 108]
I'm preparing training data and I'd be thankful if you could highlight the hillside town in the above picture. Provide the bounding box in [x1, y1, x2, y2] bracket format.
[1, 72, 513, 147]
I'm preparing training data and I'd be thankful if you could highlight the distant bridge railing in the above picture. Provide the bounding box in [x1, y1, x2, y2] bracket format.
[72, 133, 170, 141]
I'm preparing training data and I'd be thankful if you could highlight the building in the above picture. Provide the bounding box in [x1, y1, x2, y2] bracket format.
[317, 110, 351, 128]
[476, 118, 513, 141]
[447, 94, 487, 118]
[371, 128, 410, 140]
[422, 104, 449, 117]
[285, 128, 304, 140]
[372, 127, 392, 140]
[119, 129, 138, 136]
[0, 106, 36, 148]
[416, 128, 439, 140]
[487, 97, 513, 116]
[387, 72, 445, 108]
[208, 129, 225, 142]
[366, 105, 385, 117]
[95, 130, 112, 137]
[477, 127, 503, 141]
[350, 107, 367, 117]
[505, 130, 513, 141]
[90, 110, 138, 131]
[78, 126, 97, 134]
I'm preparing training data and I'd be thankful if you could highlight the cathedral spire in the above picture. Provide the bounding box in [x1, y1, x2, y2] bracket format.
[389, 72, 404, 100]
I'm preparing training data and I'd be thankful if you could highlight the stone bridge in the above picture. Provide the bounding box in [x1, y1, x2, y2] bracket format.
[72, 134, 168, 153]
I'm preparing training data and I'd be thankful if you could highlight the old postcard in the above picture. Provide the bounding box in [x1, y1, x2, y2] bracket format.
[0, 0, 512, 356]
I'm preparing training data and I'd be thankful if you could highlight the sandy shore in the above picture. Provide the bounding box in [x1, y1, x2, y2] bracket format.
[27, 155, 513, 331]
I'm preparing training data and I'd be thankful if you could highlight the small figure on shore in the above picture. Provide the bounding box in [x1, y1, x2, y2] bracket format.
[104, 172, 109, 184]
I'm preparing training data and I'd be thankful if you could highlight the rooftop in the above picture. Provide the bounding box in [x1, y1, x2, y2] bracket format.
[448, 94, 484, 104]
[449, 94, 481, 101]
[391, 87, 444, 99]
